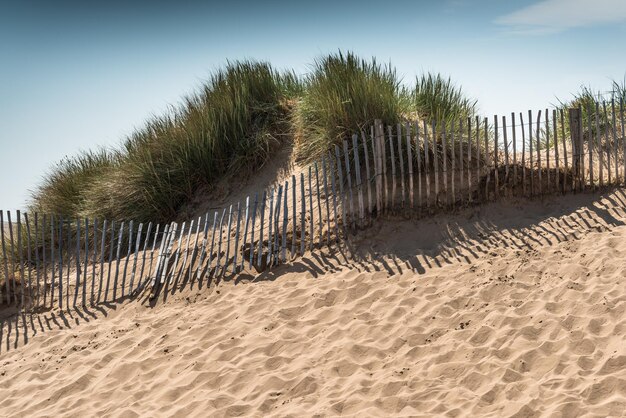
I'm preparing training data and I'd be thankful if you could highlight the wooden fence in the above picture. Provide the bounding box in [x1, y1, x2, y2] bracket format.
[1, 101, 625, 313]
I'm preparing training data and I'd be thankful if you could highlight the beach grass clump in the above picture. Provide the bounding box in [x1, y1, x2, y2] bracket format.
[612, 77, 626, 104]
[31, 149, 119, 217]
[293, 51, 406, 162]
[32, 61, 299, 223]
[413, 73, 477, 129]
[556, 79, 626, 147]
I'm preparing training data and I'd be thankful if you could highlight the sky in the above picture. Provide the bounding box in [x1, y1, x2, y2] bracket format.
[1, 0, 625, 210]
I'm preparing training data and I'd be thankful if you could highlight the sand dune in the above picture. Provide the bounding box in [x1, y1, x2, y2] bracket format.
[1, 190, 626, 417]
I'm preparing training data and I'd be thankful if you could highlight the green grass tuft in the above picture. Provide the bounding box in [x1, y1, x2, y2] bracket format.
[31, 61, 299, 223]
[293, 51, 407, 163]
[413, 73, 477, 129]
[31, 149, 120, 217]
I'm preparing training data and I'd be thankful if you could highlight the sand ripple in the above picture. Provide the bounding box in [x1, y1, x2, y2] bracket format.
[1, 190, 626, 417]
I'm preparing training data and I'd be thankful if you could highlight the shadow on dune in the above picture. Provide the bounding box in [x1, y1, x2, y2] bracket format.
[2, 187, 625, 353]
[229, 187, 626, 282]
[0, 289, 149, 354]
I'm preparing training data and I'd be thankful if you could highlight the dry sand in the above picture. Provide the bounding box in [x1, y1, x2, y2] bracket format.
[1, 189, 625, 417]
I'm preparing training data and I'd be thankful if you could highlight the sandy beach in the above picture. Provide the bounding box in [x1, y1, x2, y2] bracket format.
[1, 189, 625, 417]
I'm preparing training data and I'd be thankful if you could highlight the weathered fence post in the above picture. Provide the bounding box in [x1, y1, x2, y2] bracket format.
[467, 117, 472, 201]
[160, 222, 178, 286]
[90, 218, 97, 304]
[611, 100, 619, 184]
[205, 212, 218, 278]
[144, 223, 159, 291]
[282, 182, 288, 262]
[352, 134, 365, 226]
[97, 219, 106, 303]
[83, 218, 89, 306]
[432, 120, 439, 206]
[536, 110, 542, 196]
[381, 122, 388, 210]
[249, 196, 258, 268]
[122, 220, 134, 295]
[225, 204, 234, 275]
[361, 130, 373, 218]
[234, 202, 242, 273]
[423, 120, 431, 209]
[0, 211, 10, 305]
[450, 122, 455, 206]
[442, 124, 448, 205]
[300, 175, 306, 253]
[308, 167, 314, 250]
[104, 220, 115, 301]
[416, 121, 423, 209]
[186, 217, 201, 281]
[511, 113, 517, 190]
[224, 205, 234, 275]
[458, 119, 464, 199]
[585, 106, 595, 190]
[397, 123, 406, 209]
[475, 116, 480, 201]
[405, 122, 414, 210]
[545, 108, 550, 192]
[314, 165, 322, 246]
[528, 110, 535, 196]
[291, 177, 297, 256]
[16, 211, 24, 307]
[483, 117, 490, 200]
[559, 109, 570, 192]
[50, 215, 56, 308]
[374, 120, 384, 216]
[65, 219, 72, 310]
[388, 126, 397, 209]
[335, 145, 346, 227]
[73, 217, 81, 308]
[241, 198, 251, 270]
[595, 103, 603, 188]
[493, 115, 499, 199]
[151, 224, 168, 289]
[602, 102, 612, 185]
[258, 193, 266, 267]
[24, 213, 33, 308]
[130, 222, 143, 292]
[138, 221, 152, 293]
[322, 158, 331, 243]
[42, 214, 48, 307]
[328, 152, 339, 241]
[551, 110, 559, 192]
[520, 113, 527, 196]
[621, 99, 626, 185]
[502, 116, 509, 191]
[57, 215, 63, 310]
[35, 213, 41, 308]
[569, 107, 583, 189]
[112, 221, 124, 300]
[271, 189, 280, 266]
[177, 218, 191, 284]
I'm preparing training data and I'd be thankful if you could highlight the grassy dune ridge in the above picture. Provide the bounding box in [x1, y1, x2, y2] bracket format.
[33, 61, 300, 223]
[2, 54, 625, 301]
[30, 52, 477, 224]
[26, 56, 626, 224]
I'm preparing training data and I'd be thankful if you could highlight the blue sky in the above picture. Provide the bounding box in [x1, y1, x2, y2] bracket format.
[1, 0, 625, 210]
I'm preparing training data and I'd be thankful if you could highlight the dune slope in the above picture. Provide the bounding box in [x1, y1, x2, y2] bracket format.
[1, 190, 626, 417]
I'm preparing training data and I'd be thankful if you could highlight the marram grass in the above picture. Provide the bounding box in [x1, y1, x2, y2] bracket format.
[293, 51, 408, 163]
[31, 53, 484, 225]
[414, 73, 477, 130]
[32, 61, 299, 223]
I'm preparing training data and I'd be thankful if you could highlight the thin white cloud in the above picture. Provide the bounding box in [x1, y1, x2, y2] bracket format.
[495, 0, 626, 34]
